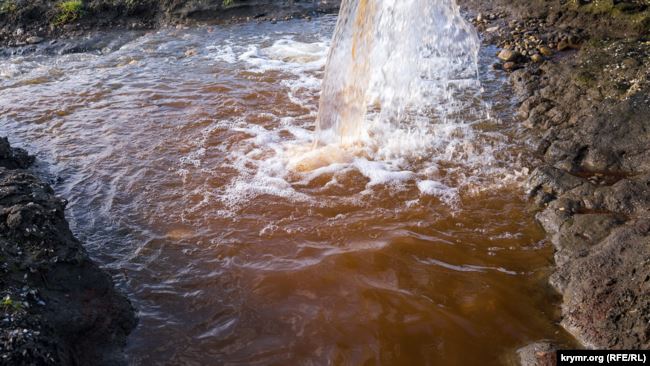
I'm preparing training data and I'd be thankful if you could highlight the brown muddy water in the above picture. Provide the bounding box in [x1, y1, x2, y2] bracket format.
[0, 16, 574, 365]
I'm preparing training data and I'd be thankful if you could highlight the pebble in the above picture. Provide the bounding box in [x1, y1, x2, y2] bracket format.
[539, 46, 554, 57]
[498, 49, 520, 62]
[503, 61, 518, 71]
[25, 36, 43, 45]
[531, 53, 543, 63]
[557, 40, 570, 51]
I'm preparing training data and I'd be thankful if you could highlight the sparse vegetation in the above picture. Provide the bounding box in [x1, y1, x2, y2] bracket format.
[223, 0, 234, 7]
[55, 0, 83, 25]
[1, 295, 23, 313]
[0, 0, 17, 15]
[123, 0, 143, 12]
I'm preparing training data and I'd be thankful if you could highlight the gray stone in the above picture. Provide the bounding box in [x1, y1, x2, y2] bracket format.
[517, 342, 557, 366]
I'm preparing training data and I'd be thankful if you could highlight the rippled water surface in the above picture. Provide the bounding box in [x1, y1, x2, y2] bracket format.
[0, 16, 573, 365]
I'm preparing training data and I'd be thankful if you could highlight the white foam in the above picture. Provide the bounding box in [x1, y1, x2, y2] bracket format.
[417, 180, 459, 204]
[207, 43, 237, 64]
[170, 16, 525, 214]
[238, 38, 329, 75]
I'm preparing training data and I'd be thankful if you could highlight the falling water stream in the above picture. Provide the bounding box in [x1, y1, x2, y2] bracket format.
[0, 3, 574, 365]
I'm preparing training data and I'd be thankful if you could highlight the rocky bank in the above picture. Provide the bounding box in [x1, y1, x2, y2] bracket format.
[458, 0, 650, 362]
[0, 0, 339, 50]
[0, 137, 136, 365]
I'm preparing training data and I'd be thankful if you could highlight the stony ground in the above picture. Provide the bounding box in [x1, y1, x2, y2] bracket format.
[458, 0, 650, 363]
[0, 138, 136, 366]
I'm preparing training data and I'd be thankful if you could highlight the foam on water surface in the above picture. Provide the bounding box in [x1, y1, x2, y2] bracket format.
[190, 10, 521, 212]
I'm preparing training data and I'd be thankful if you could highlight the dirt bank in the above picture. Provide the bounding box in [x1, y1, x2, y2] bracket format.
[458, 0, 650, 362]
[0, 0, 340, 49]
[0, 137, 136, 365]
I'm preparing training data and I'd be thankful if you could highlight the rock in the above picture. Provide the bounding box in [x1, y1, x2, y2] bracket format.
[538, 46, 553, 57]
[503, 61, 519, 71]
[14, 28, 24, 37]
[557, 40, 570, 51]
[531, 53, 543, 62]
[518, 342, 557, 366]
[25, 36, 43, 45]
[559, 221, 650, 349]
[486, 26, 499, 33]
[526, 165, 585, 202]
[0, 137, 34, 169]
[497, 49, 520, 62]
[0, 138, 136, 365]
[553, 213, 623, 266]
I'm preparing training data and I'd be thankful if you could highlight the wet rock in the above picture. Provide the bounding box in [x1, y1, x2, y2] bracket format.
[0, 137, 34, 170]
[517, 342, 557, 366]
[0, 138, 136, 365]
[601, 177, 650, 216]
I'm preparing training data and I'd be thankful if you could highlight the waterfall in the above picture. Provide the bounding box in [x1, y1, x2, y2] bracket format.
[316, 0, 480, 145]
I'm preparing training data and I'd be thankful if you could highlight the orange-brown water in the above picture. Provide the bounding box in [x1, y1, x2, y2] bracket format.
[0, 17, 574, 365]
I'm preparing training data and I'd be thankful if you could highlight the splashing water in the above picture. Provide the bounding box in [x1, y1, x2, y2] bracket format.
[210, 0, 522, 210]
[316, 0, 480, 145]
[271, 0, 512, 206]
